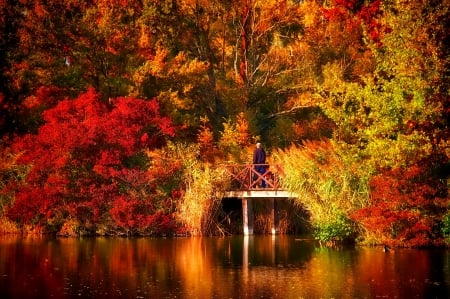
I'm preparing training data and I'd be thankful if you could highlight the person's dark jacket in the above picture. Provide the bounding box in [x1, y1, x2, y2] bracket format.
[253, 148, 266, 165]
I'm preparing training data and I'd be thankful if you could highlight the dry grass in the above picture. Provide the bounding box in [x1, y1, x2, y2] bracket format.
[0, 218, 21, 234]
[177, 163, 228, 236]
[165, 142, 229, 236]
[273, 140, 370, 239]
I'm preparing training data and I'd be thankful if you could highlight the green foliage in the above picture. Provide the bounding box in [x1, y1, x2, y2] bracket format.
[442, 213, 450, 243]
[317, 0, 448, 171]
[314, 213, 356, 243]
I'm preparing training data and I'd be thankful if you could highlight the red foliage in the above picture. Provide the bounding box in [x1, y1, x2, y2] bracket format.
[352, 154, 449, 247]
[321, 0, 384, 45]
[22, 86, 63, 110]
[109, 196, 176, 233]
[6, 88, 178, 234]
[357, 0, 383, 45]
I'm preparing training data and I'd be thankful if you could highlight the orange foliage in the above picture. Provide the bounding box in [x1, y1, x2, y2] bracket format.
[292, 115, 336, 141]
[197, 118, 214, 151]
[352, 154, 449, 247]
[236, 112, 250, 147]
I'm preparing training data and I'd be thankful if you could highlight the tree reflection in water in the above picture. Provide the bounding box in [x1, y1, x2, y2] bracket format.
[0, 235, 449, 298]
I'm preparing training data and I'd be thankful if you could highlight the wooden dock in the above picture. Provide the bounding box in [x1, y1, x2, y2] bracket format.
[222, 164, 297, 235]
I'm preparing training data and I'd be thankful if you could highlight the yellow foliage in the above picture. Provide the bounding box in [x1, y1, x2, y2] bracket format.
[0, 218, 21, 234]
[138, 25, 150, 49]
[284, 92, 315, 110]
[301, 0, 321, 28]
[218, 113, 252, 150]
[177, 163, 227, 236]
[178, 59, 209, 77]
[273, 140, 370, 228]
[219, 121, 239, 148]
[321, 62, 345, 92]
[131, 47, 169, 91]
[158, 90, 194, 110]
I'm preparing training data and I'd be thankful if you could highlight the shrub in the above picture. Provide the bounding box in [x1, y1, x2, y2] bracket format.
[4, 89, 176, 235]
[314, 213, 356, 244]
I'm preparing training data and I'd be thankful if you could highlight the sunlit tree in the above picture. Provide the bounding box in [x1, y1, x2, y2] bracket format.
[316, 0, 449, 245]
[5, 89, 176, 235]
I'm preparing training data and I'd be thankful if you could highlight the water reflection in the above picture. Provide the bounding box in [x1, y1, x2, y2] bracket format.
[0, 235, 449, 298]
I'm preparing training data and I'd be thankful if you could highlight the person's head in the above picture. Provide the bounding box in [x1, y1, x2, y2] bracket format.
[256, 142, 262, 148]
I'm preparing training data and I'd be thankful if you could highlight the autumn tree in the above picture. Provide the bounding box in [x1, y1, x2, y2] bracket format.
[7, 0, 146, 100]
[273, 0, 449, 244]
[2, 0, 325, 145]
[352, 156, 449, 247]
[135, 0, 314, 145]
[316, 0, 448, 166]
[315, 0, 449, 245]
[5, 89, 176, 235]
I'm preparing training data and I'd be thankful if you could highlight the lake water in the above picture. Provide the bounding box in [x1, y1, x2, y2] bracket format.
[0, 235, 449, 298]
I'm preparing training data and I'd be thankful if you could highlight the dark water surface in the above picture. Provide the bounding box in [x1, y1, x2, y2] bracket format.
[0, 235, 449, 298]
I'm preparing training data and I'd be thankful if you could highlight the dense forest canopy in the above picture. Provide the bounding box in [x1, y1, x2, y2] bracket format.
[0, 0, 449, 246]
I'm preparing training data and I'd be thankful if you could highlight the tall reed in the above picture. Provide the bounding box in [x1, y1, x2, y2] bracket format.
[274, 140, 370, 242]
[178, 163, 229, 236]
[175, 143, 229, 236]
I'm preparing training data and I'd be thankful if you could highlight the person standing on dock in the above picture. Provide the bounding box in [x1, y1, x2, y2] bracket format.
[253, 142, 267, 188]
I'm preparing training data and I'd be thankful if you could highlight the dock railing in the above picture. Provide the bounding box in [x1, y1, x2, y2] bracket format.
[223, 163, 283, 191]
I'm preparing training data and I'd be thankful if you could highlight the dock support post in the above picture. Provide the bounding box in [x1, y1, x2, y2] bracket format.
[242, 198, 253, 235]
[271, 198, 279, 234]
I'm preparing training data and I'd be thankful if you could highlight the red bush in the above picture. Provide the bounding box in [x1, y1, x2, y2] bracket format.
[6, 88, 178, 235]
